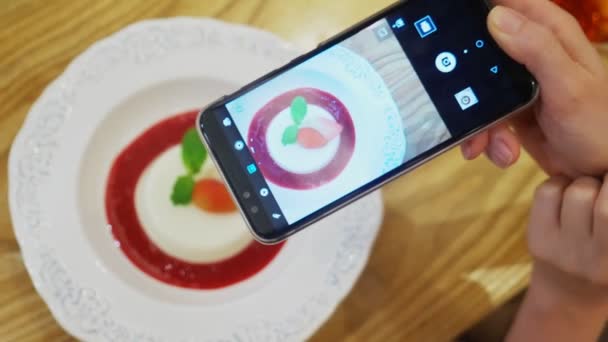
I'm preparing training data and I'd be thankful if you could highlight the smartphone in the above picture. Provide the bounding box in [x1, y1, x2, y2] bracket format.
[198, 0, 538, 243]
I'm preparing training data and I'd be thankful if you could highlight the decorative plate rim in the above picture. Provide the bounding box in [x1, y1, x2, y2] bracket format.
[8, 17, 383, 341]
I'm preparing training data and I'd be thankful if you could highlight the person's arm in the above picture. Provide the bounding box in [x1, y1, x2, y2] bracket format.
[508, 264, 608, 342]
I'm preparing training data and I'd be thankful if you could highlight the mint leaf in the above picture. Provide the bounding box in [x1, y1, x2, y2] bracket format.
[290, 96, 308, 124]
[282, 125, 299, 146]
[181, 128, 207, 174]
[171, 175, 195, 205]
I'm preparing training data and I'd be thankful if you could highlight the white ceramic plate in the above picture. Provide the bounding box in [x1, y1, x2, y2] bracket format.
[8, 18, 383, 341]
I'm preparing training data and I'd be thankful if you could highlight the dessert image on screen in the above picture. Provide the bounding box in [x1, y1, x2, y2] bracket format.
[227, 19, 451, 224]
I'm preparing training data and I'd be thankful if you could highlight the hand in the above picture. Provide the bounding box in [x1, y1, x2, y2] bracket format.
[505, 176, 608, 342]
[527, 176, 608, 314]
[461, 0, 608, 177]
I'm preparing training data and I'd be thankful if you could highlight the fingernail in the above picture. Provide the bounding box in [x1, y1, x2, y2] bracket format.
[491, 6, 525, 35]
[489, 139, 513, 168]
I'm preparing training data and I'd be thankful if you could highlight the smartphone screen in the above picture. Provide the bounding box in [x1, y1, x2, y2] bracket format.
[200, 0, 536, 242]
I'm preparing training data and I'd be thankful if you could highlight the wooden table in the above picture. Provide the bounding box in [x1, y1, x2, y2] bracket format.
[1, 1, 606, 341]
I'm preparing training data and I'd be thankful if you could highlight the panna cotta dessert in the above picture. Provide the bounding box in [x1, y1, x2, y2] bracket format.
[105, 110, 284, 290]
[135, 145, 253, 263]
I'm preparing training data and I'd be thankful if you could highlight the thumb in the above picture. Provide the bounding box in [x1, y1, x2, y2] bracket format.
[488, 6, 581, 92]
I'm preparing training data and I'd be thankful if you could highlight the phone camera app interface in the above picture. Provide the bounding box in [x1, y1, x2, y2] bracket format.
[225, 16, 454, 224]
[219, 0, 533, 227]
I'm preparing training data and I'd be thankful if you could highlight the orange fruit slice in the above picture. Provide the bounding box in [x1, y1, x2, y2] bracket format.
[193, 179, 237, 213]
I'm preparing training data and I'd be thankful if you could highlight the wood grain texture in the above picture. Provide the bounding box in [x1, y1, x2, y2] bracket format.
[340, 24, 451, 161]
[1, 1, 607, 341]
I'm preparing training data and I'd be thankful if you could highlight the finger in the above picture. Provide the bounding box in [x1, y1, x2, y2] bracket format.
[511, 111, 579, 177]
[485, 123, 521, 169]
[590, 176, 608, 284]
[593, 175, 608, 241]
[510, 109, 554, 171]
[528, 177, 570, 259]
[488, 6, 585, 95]
[530, 177, 570, 230]
[461, 131, 489, 160]
[494, 0, 604, 73]
[510, 110, 552, 171]
[561, 177, 601, 239]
